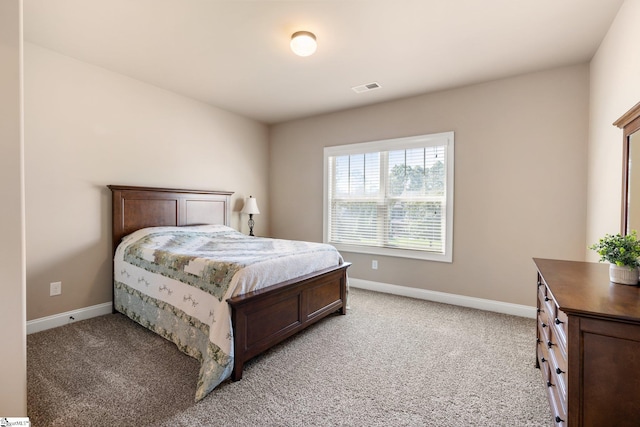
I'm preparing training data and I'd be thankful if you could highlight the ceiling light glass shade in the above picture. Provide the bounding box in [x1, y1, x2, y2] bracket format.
[290, 31, 317, 57]
[241, 196, 260, 215]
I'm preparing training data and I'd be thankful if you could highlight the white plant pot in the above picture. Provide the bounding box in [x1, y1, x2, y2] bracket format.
[609, 264, 639, 285]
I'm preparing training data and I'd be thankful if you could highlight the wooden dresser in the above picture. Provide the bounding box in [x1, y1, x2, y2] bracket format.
[534, 258, 640, 426]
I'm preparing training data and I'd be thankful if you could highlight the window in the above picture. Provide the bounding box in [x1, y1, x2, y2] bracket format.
[324, 132, 454, 262]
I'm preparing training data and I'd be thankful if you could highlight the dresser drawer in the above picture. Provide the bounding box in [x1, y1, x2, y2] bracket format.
[538, 301, 551, 331]
[540, 314, 568, 397]
[549, 308, 568, 358]
[547, 341, 567, 407]
[553, 308, 568, 347]
[537, 320, 551, 357]
[537, 343, 550, 380]
[538, 335, 567, 426]
[540, 283, 568, 357]
[547, 382, 567, 426]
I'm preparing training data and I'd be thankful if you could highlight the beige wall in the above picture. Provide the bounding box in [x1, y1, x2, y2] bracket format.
[587, 0, 640, 257]
[0, 0, 27, 415]
[24, 43, 270, 320]
[270, 65, 589, 306]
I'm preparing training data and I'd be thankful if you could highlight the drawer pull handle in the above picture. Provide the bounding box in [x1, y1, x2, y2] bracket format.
[540, 357, 546, 363]
[547, 381, 554, 388]
[555, 318, 564, 325]
[542, 322, 547, 328]
[555, 367, 565, 375]
[537, 308, 541, 313]
[547, 341, 555, 348]
[544, 296, 550, 302]
[555, 416, 564, 423]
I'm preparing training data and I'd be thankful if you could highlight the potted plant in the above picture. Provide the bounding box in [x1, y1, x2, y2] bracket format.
[589, 230, 640, 285]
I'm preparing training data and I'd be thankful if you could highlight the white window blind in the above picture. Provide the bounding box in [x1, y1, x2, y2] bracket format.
[324, 132, 454, 262]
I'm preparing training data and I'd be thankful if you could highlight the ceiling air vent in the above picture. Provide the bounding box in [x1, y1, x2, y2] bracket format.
[352, 82, 381, 93]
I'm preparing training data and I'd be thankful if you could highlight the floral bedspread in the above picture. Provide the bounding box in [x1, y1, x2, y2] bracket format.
[113, 224, 342, 401]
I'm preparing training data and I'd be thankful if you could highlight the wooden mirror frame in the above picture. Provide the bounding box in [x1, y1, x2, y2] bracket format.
[614, 101, 640, 235]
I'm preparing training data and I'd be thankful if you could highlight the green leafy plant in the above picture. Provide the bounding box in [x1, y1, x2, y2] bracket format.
[589, 230, 640, 268]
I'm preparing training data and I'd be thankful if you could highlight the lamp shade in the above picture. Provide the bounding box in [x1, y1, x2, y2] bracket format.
[290, 31, 317, 57]
[241, 196, 260, 215]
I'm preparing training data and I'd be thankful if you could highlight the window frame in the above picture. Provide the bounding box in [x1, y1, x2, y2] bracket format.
[323, 132, 454, 262]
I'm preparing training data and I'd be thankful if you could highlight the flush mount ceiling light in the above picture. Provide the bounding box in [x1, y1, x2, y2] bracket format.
[290, 31, 317, 57]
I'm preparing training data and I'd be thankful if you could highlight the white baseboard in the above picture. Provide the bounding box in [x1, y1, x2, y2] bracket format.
[349, 278, 536, 319]
[26, 279, 535, 334]
[27, 302, 113, 334]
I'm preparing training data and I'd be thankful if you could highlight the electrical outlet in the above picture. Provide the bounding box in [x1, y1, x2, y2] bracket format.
[372, 260, 378, 270]
[50, 281, 62, 296]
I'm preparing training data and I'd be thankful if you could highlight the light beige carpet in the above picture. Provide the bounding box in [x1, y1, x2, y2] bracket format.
[27, 288, 552, 426]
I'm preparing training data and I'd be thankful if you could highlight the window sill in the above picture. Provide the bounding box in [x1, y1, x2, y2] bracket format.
[330, 243, 452, 263]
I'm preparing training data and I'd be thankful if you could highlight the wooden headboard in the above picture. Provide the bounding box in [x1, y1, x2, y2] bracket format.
[108, 185, 233, 253]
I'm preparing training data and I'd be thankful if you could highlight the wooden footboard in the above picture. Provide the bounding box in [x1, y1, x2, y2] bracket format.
[227, 262, 350, 380]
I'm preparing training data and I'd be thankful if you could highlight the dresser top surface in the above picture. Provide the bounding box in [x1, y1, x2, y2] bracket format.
[533, 258, 640, 321]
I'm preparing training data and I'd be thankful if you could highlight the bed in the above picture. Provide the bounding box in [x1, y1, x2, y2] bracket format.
[108, 185, 350, 400]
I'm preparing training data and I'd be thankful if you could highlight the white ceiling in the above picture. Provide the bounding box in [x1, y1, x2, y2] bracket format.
[24, 0, 624, 124]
